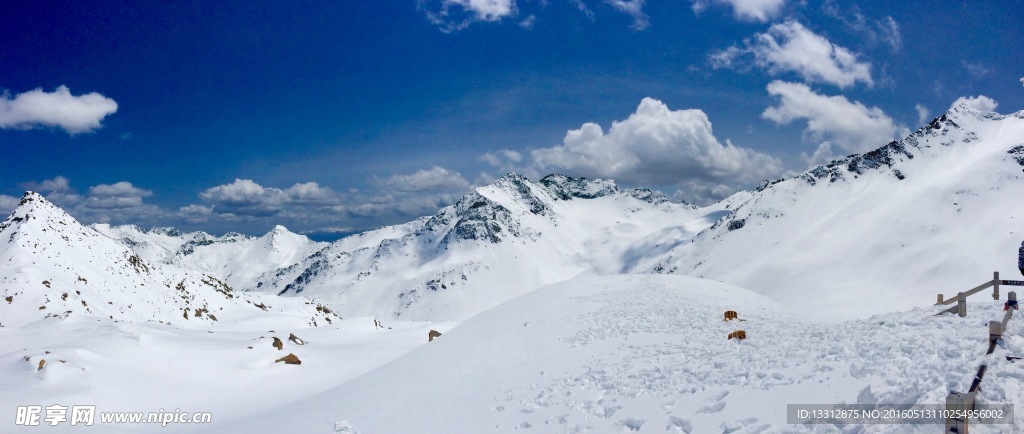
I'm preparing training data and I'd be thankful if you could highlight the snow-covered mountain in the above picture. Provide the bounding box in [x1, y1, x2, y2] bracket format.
[0, 192, 339, 329]
[249, 174, 722, 321]
[92, 223, 326, 291]
[7, 104, 1022, 327]
[243, 104, 1023, 323]
[631, 102, 1024, 321]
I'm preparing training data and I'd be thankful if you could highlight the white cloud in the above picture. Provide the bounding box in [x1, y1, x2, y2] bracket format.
[198, 179, 345, 217]
[692, 0, 786, 23]
[950, 95, 998, 112]
[518, 14, 536, 29]
[961, 61, 989, 79]
[373, 166, 472, 193]
[479, 149, 523, 167]
[531, 97, 784, 192]
[420, 0, 517, 32]
[177, 204, 214, 223]
[606, 0, 649, 30]
[88, 181, 152, 198]
[0, 195, 18, 215]
[762, 80, 907, 155]
[23, 176, 72, 193]
[671, 181, 738, 204]
[914, 104, 930, 126]
[1020, 76, 1024, 87]
[710, 21, 873, 89]
[0, 85, 117, 134]
[800, 141, 837, 167]
[80, 181, 154, 211]
[823, 1, 901, 52]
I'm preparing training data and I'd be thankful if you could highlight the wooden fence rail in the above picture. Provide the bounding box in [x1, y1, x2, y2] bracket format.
[936, 272, 1024, 317]
[939, 274, 1019, 434]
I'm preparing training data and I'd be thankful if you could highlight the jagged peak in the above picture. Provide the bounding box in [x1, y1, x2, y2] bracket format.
[9, 191, 72, 220]
[538, 174, 618, 200]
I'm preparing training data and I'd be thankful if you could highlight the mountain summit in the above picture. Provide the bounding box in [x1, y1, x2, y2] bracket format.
[0, 192, 337, 328]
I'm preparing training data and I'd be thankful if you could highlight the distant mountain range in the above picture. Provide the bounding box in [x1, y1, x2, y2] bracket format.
[3, 102, 1022, 325]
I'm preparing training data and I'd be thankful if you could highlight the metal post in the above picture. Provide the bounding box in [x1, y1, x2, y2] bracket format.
[957, 292, 967, 317]
[945, 392, 970, 433]
[993, 272, 1000, 300]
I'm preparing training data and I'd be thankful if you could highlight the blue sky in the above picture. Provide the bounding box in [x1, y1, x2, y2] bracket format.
[2, 0, 1022, 239]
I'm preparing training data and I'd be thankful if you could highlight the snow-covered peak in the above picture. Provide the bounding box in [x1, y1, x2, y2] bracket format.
[0, 191, 81, 243]
[538, 173, 619, 200]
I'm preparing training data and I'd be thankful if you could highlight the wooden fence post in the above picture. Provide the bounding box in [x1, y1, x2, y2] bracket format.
[938, 293, 944, 304]
[945, 391, 970, 433]
[993, 271, 1000, 300]
[957, 292, 967, 317]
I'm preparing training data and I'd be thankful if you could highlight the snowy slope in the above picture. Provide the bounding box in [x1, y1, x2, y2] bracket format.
[0, 314, 453, 433]
[223, 274, 1024, 433]
[631, 103, 1024, 321]
[248, 174, 721, 321]
[0, 192, 339, 329]
[92, 223, 325, 291]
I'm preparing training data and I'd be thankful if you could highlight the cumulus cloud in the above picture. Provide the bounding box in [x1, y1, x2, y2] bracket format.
[0, 85, 118, 134]
[89, 181, 152, 198]
[81, 181, 154, 210]
[198, 179, 344, 217]
[692, 0, 786, 23]
[23, 176, 73, 194]
[606, 0, 649, 30]
[800, 141, 837, 167]
[0, 195, 18, 215]
[1019, 76, 1024, 87]
[419, 0, 517, 32]
[710, 21, 873, 89]
[530, 97, 784, 200]
[762, 81, 907, 156]
[950, 95, 998, 112]
[16, 177, 165, 223]
[372, 166, 472, 193]
[914, 104, 930, 127]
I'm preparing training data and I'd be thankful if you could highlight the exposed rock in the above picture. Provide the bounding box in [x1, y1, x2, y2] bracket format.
[275, 353, 301, 365]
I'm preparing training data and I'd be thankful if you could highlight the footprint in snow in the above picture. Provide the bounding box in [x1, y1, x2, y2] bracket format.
[698, 401, 726, 414]
[666, 416, 692, 433]
[617, 418, 645, 431]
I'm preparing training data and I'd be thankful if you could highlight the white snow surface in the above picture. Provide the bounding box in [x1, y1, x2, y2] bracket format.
[224, 274, 1024, 433]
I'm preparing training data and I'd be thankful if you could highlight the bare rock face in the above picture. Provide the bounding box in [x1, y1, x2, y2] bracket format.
[724, 310, 738, 321]
[428, 330, 442, 342]
[728, 330, 746, 340]
[288, 333, 305, 345]
[272, 337, 284, 350]
[37, 359, 46, 371]
[275, 353, 301, 365]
